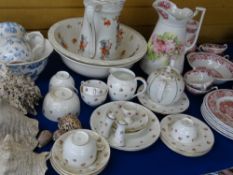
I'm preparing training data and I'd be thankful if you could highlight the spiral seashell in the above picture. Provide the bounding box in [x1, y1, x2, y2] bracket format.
[58, 114, 82, 131]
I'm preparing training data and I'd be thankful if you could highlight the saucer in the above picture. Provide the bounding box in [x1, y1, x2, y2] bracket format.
[50, 129, 110, 175]
[90, 101, 160, 151]
[137, 85, 189, 115]
[160, 114, 214, 157]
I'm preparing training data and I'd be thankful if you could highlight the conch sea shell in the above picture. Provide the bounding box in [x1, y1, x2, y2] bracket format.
[0, 135, 49, 175]
[0, 100, 39, 149]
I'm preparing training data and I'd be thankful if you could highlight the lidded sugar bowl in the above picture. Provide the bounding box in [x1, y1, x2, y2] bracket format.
[147, 66, 184, 105]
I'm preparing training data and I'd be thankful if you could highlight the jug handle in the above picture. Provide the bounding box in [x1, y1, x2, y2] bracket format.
[86, 5, 96, 58]
[185, 7, 206, 53]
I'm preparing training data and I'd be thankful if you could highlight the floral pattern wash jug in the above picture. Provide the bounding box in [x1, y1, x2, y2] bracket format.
[140, 0, 206, 74]
[77, 0, 125, 60]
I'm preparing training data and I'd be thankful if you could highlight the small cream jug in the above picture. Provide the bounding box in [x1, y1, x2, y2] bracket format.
[77, 0, 125, 59]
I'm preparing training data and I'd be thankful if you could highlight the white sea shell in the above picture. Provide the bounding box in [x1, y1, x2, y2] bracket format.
[0, 100, 39, 149]
[0, 135, 49, 175]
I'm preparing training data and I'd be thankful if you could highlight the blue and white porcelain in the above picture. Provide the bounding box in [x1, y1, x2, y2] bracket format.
[0, 37, 33, 63]
[0, 22, 26, 38]
[6, 39, 53, 80]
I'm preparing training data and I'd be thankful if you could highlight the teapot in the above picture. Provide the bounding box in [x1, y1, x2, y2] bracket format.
[147, 65, 184, 105]
[77, 0, 125, 60]
[140, 0, 206, 74]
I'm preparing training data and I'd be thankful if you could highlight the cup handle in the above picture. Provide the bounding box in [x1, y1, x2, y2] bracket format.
[132, 77, 147, 98]
[25, 31, 45, 59]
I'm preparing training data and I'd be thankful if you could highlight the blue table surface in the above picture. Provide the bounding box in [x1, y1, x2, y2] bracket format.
[34, 44, 233, 175]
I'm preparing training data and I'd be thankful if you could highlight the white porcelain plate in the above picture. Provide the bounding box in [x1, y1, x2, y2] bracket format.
[50, 129, 110, 175]
[160, 114, 214, 157]
[137, 85, 189, 115]
[90, 101, 160, 151]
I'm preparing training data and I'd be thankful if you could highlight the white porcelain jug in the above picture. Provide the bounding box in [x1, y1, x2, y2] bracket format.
[140, 0, 206, 74]
[78, 0, 125, 60]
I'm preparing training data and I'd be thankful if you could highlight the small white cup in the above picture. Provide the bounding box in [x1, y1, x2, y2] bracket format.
[170, 118, 198, 144]
[81, 80, 108, 96]
[49, 71, 76, 91]
[80, 82, 108, 107]
[42, 87, 80, 122]
[63, 130, 97, 169]
[112, 119, 127, 147]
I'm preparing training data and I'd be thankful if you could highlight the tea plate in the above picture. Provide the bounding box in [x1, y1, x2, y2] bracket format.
[160, 114, 214, 157]
[50, 129, 110, 175]
[137, 85, 189, 115]
[205, 89, 233, 128]
[90, 101, 160, 151]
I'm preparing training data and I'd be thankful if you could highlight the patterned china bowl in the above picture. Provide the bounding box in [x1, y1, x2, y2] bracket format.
[48, 17, 147, 67]
[187, 52, 233, 84]
[198, 43, 228, 55]
[2, 39, 53, 80]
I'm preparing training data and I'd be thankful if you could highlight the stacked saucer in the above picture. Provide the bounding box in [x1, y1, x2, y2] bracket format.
[201, 89, 233, 140]
[50, 129, 110, 175]
[90, 101, 160, 151]
[160, 114, 214, 157]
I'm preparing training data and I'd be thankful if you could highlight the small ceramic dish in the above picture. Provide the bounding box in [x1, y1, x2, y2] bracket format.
[184, 68, 214, 90]
[186, 84, 218, 95]
[187, 52, 233, 84]
[198, 43, 228, 55]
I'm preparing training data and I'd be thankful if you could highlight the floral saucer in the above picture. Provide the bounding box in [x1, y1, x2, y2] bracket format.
[160, 114, 214, 157]
[137, 85, 189, 115]
[50, 129, 110, 175]
[90, 101, 160, 151]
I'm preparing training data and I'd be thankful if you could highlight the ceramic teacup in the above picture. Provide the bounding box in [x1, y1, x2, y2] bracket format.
[42, 87, 80, 122]
[184, 68, 214, 90]
[49, 71, 76, 91]
[63, 130, 97, 169]
[0, 22, 26, 38]
[80, 83, 108, 107]
[107, 68, 147, 101]
[81, 80, 108, 96]
[170, 118, 198, 144]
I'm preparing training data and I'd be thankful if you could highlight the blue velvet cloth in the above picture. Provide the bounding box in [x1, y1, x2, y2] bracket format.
[34, 45, 233, 175]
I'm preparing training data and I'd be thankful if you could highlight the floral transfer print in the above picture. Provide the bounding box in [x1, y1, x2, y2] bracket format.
[79, 34, 88, 52]
[116, 24, 124, 49]
[147, 32, 184, 61]
[102, 18, 111, 27]
[100, 40, 112, 59]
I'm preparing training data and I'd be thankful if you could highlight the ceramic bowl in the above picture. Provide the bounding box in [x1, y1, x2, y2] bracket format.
[80, 84, 108, 107]
[42, 87, 80, 122]
[81, 80, 108, 96]
[198, 43, 228, 55]
[63, 130, 97, 169]
[187, 52, 233, 84]
[59, 52, 132, 78]
[170, 117, 198, 144]
[49, 71, 76, 91]
[4, 39, 53, 80]
[48, 17, 147, 67]
[184, 68, 214, 90]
